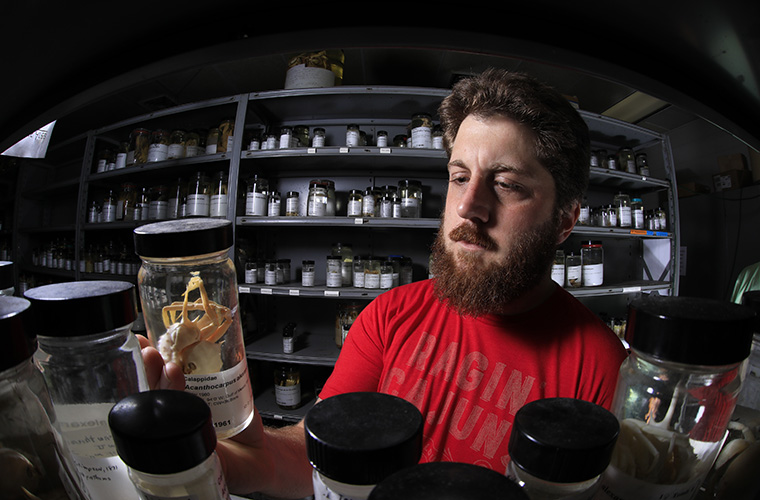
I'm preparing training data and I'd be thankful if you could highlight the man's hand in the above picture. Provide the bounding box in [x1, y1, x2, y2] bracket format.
[137, 334, 185, 391]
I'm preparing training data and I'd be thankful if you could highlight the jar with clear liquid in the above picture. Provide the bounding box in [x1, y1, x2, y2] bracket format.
[109, 389, 231, 500]
[246, 175, 269, 216]
[26, 280, 148, 500]
[613, 192, 631, 228]
[598, 295, 756, 500]
[133, 219, 254, 440]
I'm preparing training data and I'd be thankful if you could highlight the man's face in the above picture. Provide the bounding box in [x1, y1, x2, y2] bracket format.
[432, 114, 572, 316]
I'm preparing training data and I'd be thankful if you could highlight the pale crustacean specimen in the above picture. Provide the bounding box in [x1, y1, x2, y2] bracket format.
[158, 272, 232, 375]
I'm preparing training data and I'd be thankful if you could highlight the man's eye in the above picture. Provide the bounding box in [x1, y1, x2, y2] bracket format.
[496, 181, 521, 191]
[450, 176, 468, 185]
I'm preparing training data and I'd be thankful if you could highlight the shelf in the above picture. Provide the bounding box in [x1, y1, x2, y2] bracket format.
[566, 280, 670, 298]
[588, 166, 670, 192]
[237, 216, 440, 229]
[86, 152, 233, 182]
[572, 226, 671, 239]
[239, 283, 385, 299]
[254, 387, 315, 424]
[246, 331, 340, 366]
[19, 224, 77, 234]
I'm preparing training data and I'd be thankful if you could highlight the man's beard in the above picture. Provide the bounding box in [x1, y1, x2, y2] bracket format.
[430, 212, 561, 317]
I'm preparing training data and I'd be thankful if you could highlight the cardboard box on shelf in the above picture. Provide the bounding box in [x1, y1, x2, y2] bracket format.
[678, 182, 710, 198]
[718, 153, 748, 173]
[713, 169, 753, 192]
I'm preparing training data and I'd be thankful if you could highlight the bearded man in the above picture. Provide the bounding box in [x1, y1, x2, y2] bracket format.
[141, 68, 628, 498]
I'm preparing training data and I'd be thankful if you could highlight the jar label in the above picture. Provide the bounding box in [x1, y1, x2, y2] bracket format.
[347, 199, 362, 217]
[582, 263, 603, 286]
[411, 126, 432, 148]
[167, 144, 185, 159]
[150, 200, 168, 220]
[286, 197, 299, 216]
[147, 143, 169, 162]
[103, 203, 116, 222]
[353, 271, 365, 288]
[380, 273, 393, 289]
[566, 265, 582, 287]
[634, 209, 645, 229]
[184, 360, 254, 439]
[205, 144, 218, 154]
[326, 271, 342, 288]
[551, 264, 565, 285]
[275, 383, 301, 406]
[346, 130, 360, 147]
[308, 197, 327, 216]
[302, 270, 315, 287]
[365, 272, 380, 289]
[245, 269, 257, 284]
[210, 195, 228, 217]
[186, 145, 201, 157]
[115, 152, 127, 169]
[618, 206, 632, 227]
[313, 135, 325, 147]
[246, 192, 268, 216]
[186, 194, 210, 216]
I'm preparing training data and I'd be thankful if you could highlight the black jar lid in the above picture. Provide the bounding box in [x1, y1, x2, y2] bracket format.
[508, 397, 619, 483]
[24, 280, 137, 337]
[0, 261, 13, 289]
[368, 462, 529, 500]
[133, 218, 233, 258]
[0, 296, 36, 370]
[108, 389, 217, 474]
[304, 392, 423, 485]
[626, 295, 756, 365]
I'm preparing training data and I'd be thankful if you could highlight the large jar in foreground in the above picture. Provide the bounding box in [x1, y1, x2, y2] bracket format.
[598, 295, 756, 500]
[134, 218, 254, 440]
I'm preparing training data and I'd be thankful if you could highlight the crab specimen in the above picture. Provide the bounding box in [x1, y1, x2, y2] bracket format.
[158, 272, 232, 375]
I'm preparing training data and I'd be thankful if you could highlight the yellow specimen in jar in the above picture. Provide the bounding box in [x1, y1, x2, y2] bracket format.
[159, 272, 232, 375]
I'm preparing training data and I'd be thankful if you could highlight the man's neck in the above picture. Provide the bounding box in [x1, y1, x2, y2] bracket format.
[497, 276, 557, 316]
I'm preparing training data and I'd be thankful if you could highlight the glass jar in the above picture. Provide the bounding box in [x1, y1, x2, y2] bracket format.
[109, 390, 230, 500]
[218, 119, 234, 153]
[282, 322, 296, 354]
[115, 141, 129, 169]
[590, 150, 601, 168]
[346, 124, 360, 147]
[147, 129, 170, 162]
[149, 184, 168, 220]
[305, 393, 423, 500]
[205, 128, 219, 155]
[376, 130, 388, 147]
[133, 219, 254, 440]
[279, 126, 292, 149]
[579, 199, 591, 226]
[613, 192, 632, 228]
[432, 124, 444, 150]
[398, 180, 423, 218]
[117, 182, 137, 221]
[264, 260, 277, 286]
[507, 398, 619, 500]
[0, 296, 85, 500]
[103, 189, 118, 223]
[364, 257, 381, 289]
[347, 189, 363, 217]
[600, 296, 756, 500]
[268, 191, 282, 217]
[26, 281, 148, 499]
[370, 462, 528, 500]
[410, 112, 433, 148]
[312, 127, 326, 147]
[185, 130, 202, 157]
[607, 205, 618, 227]
[636, 153, 650, 176]
[353, 255, 366, 289]
[244, 260, 257, 284]
[167, 129, 186, 159]
[326, 256, 342, 288]
[186, 171, 210, 217]
[631, 197, 645, 229]
[307, 180, 328, 217]
[302, 260, 315, 287]
[335, 303, 363, 347]
[128, 128, 150, 165]
[551, 249, 565, 286]
[656, 207, 667, 231]
[362, 187, 376, 217]
[246, 175, 269, 216]
[606, 154, 618, 170]
[293, 125, 309, 148]
[581, 241, 603, 287]
[137, 186, 151, 221]
[286, 191, 300, 216]
[332, 243, 353, 287]
[379, 186, 397, 218]
[274, 365, 301, 410]
[618, 147, 636, 174]
[210, 171, 228, 218]
[168, 177, 185, 219]
[565, 252, 581, 288]
[380, 261, 394, 290]
[393, 134, 407, 147]
[323, 179, 336, 216]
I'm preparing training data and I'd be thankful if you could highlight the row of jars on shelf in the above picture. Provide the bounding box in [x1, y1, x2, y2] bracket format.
[592, 147, 651, 176]
[244, 253, 416, 291]
[30, 238, 140, 276]
[551, 243, 604, 288]
[578, 193, 668, 231]
[95, 119, 235, 172]
[95, 112, 445, 173]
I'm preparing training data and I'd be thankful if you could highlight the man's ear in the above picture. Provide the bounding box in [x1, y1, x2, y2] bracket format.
[556, 201, 580, 245]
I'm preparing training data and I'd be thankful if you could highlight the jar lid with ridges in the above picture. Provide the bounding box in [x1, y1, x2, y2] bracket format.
[0, 296, 36, 370]
[133, 218, 233, 258]
[24, 281, 137, 338]
[508, 397, 619, 483]
[626, 295, 756, 365]
[305, 392, 423, 485]
[368, 462, 528, 500]
[109, 389, 216, 474]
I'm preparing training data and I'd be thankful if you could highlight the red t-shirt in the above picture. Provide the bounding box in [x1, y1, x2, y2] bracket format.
[319, 279, 628, 474]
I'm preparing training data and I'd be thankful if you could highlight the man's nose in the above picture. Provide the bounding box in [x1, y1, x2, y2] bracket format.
[456, 179, 490, 224]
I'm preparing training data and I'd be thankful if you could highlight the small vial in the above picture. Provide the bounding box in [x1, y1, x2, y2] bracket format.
[305, 393, 423, 500]
[286, 191, 300, 216]
[636, 153, 650, 176]
[551, 249, 565, 286]
[581, 241, 604, 287]
[376, 130, 388, 147]
[347, 189, 363, 217]
[109, 390, 231, 500]
[362, 187, 376, 217]
[279, 126, 292, 148]
[507, 398, 619, 500]
[274, 365, 301, 410]
[312, 128, 326, 147]
[282, 322, 296, 354]
[302, 260, 315, 287]
[613, 192, 631, 228]
[326, 256, 342, 288]
[268, 191, 281, 217]
[380, 261, 394, 289]
[265, 260, 277, 286]
[353, 256, 365, 289]
[364, 258, 381, 289]
[346, 124, 360, 147]
[565, 253, 581, 288]
[631, 198, 645, 229]
[432, 125, 444, 150]
[244, 260, 258, 284]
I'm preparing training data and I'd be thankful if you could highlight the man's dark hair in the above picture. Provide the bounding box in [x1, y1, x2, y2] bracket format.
[438, 68, 590, 212]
